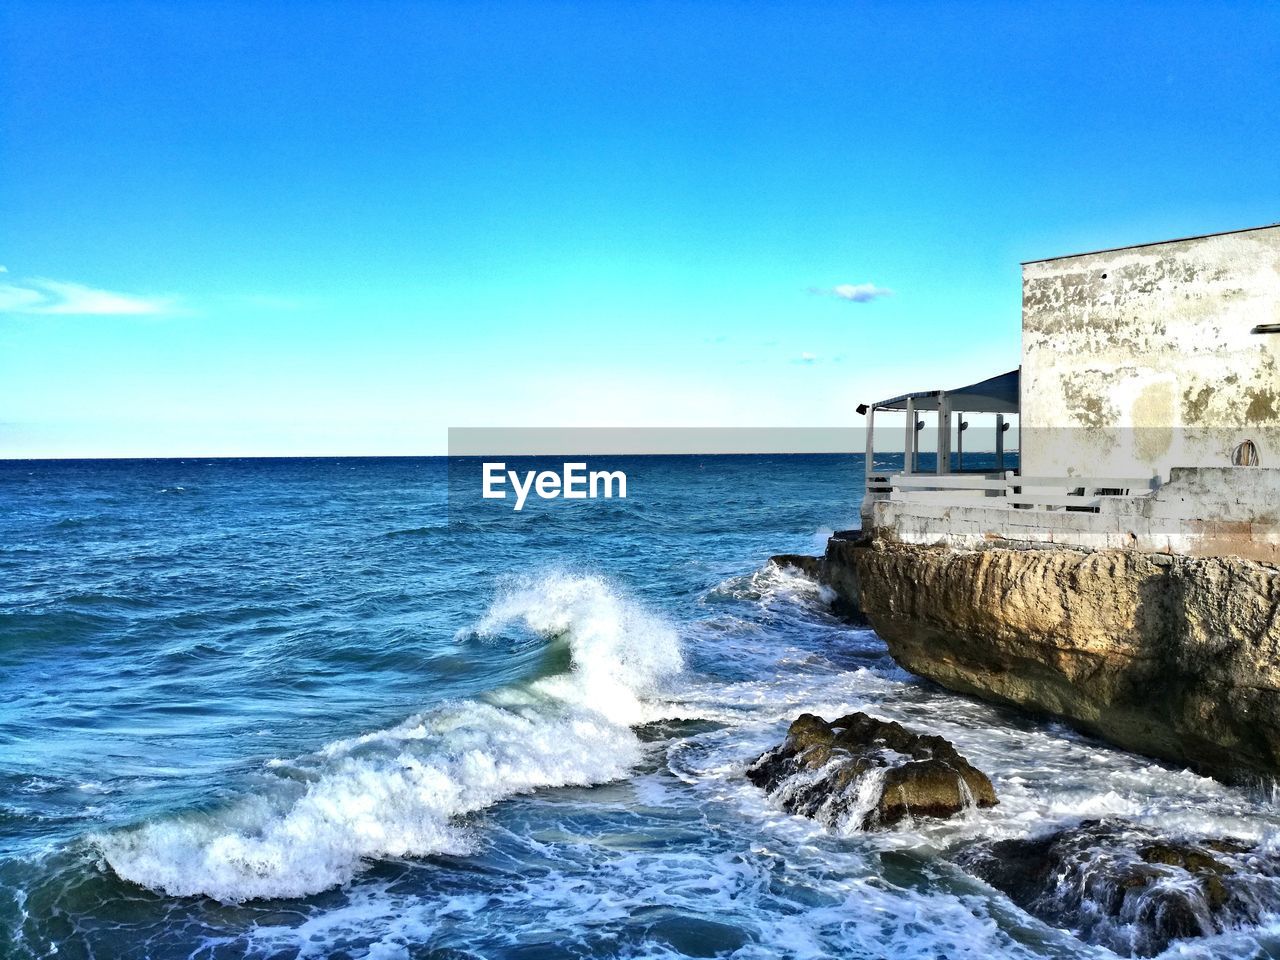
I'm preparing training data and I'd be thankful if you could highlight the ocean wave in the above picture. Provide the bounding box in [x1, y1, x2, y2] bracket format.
[380, 525, 449, 538]
[94, 572, 684, 902]
[0, 609, 120, 657]
[50, 516, 97, 530]
[703, 559, 836, 611]
[381, 518, 503, 536]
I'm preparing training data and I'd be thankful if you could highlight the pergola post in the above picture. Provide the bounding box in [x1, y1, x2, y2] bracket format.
[936, 391, 951, 475]
[996, 413, 1005, 470]
[903, 397, 915, 475]
[864, 405, 876, 490]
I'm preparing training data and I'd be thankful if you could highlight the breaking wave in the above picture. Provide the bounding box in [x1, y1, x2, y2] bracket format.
[95, 573, 684, 902]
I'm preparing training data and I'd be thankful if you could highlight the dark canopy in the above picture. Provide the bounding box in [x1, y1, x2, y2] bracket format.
[870, 368, 1019, 414]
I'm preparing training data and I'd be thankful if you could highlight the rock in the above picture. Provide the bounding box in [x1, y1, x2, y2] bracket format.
[768, 535, 867, 621]
[767, 554, 824, 581]
[746, 712, 996, 830]
[955, 819, 1280, 957]
[829, 538, 1280, 779]
[819, 533, 870, 617]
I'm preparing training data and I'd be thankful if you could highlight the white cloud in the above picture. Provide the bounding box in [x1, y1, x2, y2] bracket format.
[797, 351, 817, 364]
[810, 282, 893, 303]
[0, 276, 177, 316]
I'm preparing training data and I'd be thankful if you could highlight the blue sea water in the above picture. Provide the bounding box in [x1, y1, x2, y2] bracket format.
[2, 454, 1279, 959]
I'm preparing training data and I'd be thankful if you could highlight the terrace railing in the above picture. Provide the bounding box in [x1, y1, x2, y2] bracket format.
[873, 472, 1160, 512]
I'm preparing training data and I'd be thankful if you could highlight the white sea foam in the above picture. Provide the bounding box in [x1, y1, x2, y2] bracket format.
[473, 571, 685, 727]
[95, 573, 683, 902]
[713, 559, 838, 610]
[227, 819, 1070, 960]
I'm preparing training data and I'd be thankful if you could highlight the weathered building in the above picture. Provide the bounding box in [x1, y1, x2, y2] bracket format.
[860, 222, 1280, 562]
[1021, 223, 1280, 477]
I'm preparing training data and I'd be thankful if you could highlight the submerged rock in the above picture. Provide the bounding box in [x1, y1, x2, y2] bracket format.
[746, 712, 996, 830]
[956, 819, 1280, 957]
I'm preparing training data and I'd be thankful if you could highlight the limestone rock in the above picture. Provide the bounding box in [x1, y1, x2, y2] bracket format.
[746, 712, 996, 829]
[830, 539, 1280, 778]
[767, 554, 824, 581]
[956, 819, 1280, 957]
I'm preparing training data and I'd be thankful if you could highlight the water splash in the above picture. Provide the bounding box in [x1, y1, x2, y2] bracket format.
[95, 573, 683, 902]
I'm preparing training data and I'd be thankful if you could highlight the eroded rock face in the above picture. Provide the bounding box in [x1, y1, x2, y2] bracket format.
[956, 819, 1280, 957]
[746, 712, 996, 829]
[834, 539, 1280, 779]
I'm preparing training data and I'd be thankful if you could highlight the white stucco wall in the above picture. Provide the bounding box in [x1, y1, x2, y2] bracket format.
[1020, 225, 1280, 477]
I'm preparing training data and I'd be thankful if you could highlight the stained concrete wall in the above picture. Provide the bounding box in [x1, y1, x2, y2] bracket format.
[1020, 225, 1280, 477]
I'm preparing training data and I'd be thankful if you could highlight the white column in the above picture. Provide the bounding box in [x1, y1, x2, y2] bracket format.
[864, 405, 876, 491]
[936, 392, 951, 475]
[903, 398, 915, 475]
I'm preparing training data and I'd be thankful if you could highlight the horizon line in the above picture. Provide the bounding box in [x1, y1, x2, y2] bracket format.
[0, 449, 1020, 463]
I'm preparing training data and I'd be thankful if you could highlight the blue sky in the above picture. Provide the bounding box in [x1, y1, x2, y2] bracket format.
[2, 0, 1278, 456]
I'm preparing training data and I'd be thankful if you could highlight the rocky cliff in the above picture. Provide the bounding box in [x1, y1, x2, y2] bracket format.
[778, 536, 1280, 779]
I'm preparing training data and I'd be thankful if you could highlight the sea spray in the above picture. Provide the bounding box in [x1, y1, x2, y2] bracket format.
[95, 573, 683, 902]
[473, 571, 685, 726]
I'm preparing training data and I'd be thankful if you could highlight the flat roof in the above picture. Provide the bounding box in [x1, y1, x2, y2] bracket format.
[1021, 221, 1280, 265]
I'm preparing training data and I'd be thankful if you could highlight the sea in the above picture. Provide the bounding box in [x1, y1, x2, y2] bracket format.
[2, 454, 1279, 959]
